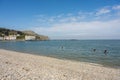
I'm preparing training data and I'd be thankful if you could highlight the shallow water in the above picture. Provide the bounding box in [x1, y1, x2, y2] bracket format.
[0, 40, 120, 68]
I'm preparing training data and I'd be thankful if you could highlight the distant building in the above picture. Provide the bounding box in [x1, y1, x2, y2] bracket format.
[25, 35, 36, 40]
[17, 34, 20, 37]
[9, 35, 17, 40]
[4, 35, 17, 40]
[4, 36, 9, 40]
[0, 37, 3, 40]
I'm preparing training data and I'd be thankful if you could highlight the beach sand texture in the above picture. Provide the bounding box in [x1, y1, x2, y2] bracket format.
[0, 49, 120, 80]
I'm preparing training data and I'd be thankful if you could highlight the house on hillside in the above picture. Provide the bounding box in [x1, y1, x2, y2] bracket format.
[25, 35, 36, 40]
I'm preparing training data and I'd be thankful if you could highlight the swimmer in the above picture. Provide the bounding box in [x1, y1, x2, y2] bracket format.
[61, 46, 64, 50]
[93, 49, 96, 52]
[104, 50, 108, 55]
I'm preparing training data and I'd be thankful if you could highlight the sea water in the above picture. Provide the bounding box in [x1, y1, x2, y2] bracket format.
[0, 40, 120, 68]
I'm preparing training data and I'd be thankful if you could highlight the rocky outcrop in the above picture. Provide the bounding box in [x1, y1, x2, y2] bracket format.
[22, 30, 49, 40]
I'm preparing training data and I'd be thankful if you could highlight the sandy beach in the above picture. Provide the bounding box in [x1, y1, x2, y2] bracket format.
[0, 49, 120, 80]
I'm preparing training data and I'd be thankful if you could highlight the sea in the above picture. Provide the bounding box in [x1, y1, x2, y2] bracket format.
[0, 40, 120, 68]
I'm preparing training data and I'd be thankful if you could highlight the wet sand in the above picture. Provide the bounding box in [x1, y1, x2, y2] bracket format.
[0, 49, 120, 80]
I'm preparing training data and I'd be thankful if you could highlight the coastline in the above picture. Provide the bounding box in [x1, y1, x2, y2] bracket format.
[0, 49, 120, 80]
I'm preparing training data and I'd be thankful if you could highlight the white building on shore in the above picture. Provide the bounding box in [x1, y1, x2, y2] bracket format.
[0, 37, 3, 40]
[25, 35, 36, 40]
[4, 35, 17, 40]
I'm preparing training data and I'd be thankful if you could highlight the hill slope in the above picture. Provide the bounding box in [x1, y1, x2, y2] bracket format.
[0, 27, 49, 40]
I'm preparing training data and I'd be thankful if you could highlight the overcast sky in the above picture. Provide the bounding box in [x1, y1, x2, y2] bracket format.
[0, 0, 120, 39]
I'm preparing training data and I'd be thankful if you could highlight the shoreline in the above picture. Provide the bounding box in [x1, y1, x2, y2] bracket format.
[1, 48, 120, 69]
[0, 49, 120, 80]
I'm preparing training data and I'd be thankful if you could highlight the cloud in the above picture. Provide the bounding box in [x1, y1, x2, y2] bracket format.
[59, 16, 78, 22]
[35, 5, 120, 23]
[32, 5, 120, 39]
[96, 8, 111, 16]
[32, 19, 120, 39]
[112, 5, 120, 10]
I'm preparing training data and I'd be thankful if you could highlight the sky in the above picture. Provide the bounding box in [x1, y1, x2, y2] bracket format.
[0, 0, 120, 39]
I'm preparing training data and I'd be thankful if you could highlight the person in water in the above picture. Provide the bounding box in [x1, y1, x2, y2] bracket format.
[104, 50, 108, 55]
[61, 46, 64, 50]
[93, 49, 96, 52]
